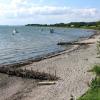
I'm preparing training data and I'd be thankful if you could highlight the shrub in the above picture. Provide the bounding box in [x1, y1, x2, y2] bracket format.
[92, 65, 100, 76]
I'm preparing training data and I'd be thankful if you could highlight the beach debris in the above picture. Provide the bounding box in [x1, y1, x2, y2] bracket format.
[70, 94, 76, 100]
[38, 81, 56, 85]
[84, 58, 88, 61]
[0, 67, 59, 81]
[57, 41, 94, 45]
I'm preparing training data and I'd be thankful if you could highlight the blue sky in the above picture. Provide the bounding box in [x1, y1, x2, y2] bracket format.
[0, 0, 100, 25]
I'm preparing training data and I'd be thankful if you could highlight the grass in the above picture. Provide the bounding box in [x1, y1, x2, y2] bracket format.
[78, 88, 100, 100]
[78, 65, 100, 100]
[80, 26, 100, 30]
[92, 65, 100, 76]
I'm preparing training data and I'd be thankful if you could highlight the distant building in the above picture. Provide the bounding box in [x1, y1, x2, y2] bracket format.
[70, 25, 74, 27]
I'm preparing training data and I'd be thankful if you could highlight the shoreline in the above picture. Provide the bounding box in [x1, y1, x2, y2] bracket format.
[0, 30, 98, 69]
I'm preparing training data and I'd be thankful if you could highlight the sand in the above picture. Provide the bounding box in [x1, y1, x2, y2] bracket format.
[0, 31, 100, 100]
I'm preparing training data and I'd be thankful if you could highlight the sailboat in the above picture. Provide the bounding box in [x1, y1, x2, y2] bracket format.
[50, 29, 54, 33]
[12, 29, 18, 35]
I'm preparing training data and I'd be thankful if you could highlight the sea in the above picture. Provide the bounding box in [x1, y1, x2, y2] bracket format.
[0, 26, 94, 65]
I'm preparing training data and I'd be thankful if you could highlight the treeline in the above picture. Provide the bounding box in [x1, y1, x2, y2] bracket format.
[26, 24, 48, 27]
[26, 21, 100, 29]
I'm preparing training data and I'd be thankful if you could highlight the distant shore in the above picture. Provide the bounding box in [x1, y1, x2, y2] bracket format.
[25, 21, 100, 30]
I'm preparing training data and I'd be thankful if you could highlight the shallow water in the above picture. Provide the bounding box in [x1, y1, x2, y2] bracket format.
[0, 26, 93, 65]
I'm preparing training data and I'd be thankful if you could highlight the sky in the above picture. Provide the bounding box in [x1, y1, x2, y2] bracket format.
[0, 0, 100, 25]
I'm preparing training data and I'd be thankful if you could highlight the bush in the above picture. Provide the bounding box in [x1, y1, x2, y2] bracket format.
[91, 77, 100, 88]
[92, 65, 100, 76]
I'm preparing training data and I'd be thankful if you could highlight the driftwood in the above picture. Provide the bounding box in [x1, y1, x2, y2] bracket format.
[0, 67, 58, 81]
[57, 42, 94, 45]
[38, 81, 56, 85]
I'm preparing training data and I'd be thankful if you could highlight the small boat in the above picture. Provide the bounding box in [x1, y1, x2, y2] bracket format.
[12, 29, 18, 35]
[50, 29, 54, 33]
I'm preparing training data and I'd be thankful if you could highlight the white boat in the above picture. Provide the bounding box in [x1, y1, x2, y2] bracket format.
[12, 29, 18, 35]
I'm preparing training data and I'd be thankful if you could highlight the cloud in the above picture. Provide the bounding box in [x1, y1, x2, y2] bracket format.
[0, 0, 100, 24]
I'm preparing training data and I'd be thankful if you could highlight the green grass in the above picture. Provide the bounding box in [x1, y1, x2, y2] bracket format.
[78, 88, 100, 100]
[78, 78, 100, 100]
[92, 65, 100, 76]
[80, 26, 100, 30]
[78, 65, 100, 100]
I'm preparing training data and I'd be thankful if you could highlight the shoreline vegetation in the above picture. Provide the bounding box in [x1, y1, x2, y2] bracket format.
[26, 21, 100, 30]
[78, 65, 100, 100]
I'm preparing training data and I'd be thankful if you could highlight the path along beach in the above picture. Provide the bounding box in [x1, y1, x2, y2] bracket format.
[0, 30, 100, 100]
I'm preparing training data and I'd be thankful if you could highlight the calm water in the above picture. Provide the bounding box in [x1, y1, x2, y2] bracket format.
[0, 26, 93, 65]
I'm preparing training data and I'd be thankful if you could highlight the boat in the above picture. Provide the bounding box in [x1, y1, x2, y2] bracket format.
[50, 29, 54, 33]
[12, 29, 18, 35]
